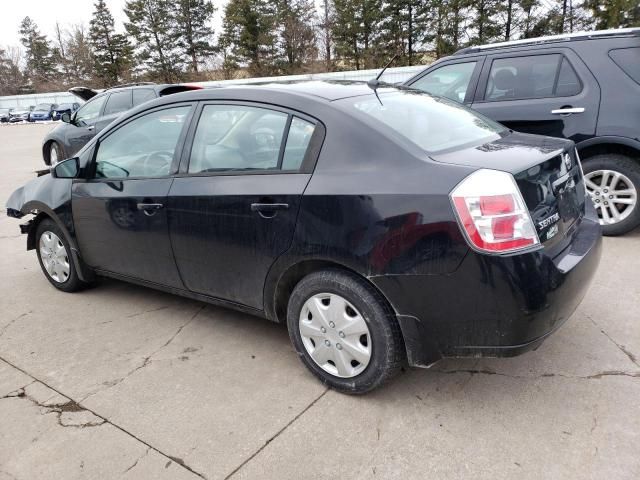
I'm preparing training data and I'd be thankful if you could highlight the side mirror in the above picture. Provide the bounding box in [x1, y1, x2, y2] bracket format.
[61, 112, 71, 123]
[51, 157, 79, 179]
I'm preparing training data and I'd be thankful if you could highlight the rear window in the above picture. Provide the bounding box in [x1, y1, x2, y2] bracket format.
[104, 91, 132, 115]
[609, 48, 640, 85]
[337, 90, 505, 153]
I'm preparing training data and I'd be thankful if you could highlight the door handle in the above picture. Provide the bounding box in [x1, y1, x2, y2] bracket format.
[551, 107, 585, 115]
[251, 203, 289, 218]
[137, 203, 164, 216]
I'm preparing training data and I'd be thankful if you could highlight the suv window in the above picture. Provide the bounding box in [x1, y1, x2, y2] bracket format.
[75, 95, 107, 125]
[133, 88, 157, 106]
[609, 48, 640, 85]
[411, 61, 477, 102]
[485, 54, 581, 101]
[189, 105, 290, 173]
[104, 91, 132, 116]
[95, 106, 190, 179]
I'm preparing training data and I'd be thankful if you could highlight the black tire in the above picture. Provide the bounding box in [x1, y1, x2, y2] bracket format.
[582, 154, 640, 236]
[47, 141, 63, 166]
[287, 269, 405, 394]
[35, 219, 86, 292]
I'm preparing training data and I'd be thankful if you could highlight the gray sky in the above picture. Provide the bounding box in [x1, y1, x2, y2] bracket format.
[0, 0, 226, 50]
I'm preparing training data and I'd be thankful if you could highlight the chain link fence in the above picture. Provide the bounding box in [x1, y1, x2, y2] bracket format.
[0, 65, 427, 109]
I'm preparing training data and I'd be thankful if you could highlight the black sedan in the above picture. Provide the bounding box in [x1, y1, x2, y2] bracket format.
[6, 81, 602, 393]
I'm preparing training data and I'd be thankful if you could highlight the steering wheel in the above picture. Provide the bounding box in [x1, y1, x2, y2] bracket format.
[142, 151, 173, 176]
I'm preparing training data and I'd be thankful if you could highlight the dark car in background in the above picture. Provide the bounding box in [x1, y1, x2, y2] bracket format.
[7, 82, 601, 393]
[52, 102, 81, 120]
[0, 108, 14, 123]
[404, 28, 640, 235]
[29, 103, 58, 122]
[42, 82, 203, 165]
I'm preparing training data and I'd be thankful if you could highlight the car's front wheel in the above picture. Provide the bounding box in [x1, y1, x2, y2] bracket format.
[48, 141, 62, 165]
[36, 219, 86, 292]
[582, 154, 640, 236]
[287, 269, 404, 394]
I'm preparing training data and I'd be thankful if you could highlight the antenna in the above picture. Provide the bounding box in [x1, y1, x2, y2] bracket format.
[367, 54, 399, 106]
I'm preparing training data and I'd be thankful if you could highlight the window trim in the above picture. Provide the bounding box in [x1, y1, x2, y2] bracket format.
[176, 100, 325, 178]
[74, 93, 108, 125]
[86, 102, 196, 182]
[476, 52, 583, 103]
[407, 56, 485, 104]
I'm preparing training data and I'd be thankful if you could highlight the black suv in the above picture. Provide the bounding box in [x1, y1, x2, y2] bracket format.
[42, 83, 202, 166]
[405, 28, 640, 235]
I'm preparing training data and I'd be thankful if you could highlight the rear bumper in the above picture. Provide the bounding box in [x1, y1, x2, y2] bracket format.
[372, 204, 602, 366]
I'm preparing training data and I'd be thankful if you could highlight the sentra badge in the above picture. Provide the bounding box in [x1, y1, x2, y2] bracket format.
[562, 152, 572, 170]
[538, 212, 560, 229]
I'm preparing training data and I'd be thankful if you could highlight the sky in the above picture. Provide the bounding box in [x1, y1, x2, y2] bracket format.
[0, 0, 226, 49]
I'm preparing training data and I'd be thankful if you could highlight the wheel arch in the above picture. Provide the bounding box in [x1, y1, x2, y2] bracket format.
[577, 136, 640, 162]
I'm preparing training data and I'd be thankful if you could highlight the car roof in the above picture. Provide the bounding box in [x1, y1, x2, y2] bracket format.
[455, 27, 639, 55]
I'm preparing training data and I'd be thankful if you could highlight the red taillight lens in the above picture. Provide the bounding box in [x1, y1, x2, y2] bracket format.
[451, 169, 540, 254]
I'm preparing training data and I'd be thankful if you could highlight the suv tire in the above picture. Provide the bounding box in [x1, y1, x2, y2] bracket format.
[582, 154, 640, 236]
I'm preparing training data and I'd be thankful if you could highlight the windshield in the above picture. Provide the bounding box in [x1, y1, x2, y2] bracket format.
[35, 104, 51, 110]
[337, 90, 506, 153]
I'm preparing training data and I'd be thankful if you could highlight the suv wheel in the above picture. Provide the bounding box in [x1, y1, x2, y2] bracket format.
[582, 154, 640, 236]
[287, 269, 404, 394]
[49, 142, 62, 166]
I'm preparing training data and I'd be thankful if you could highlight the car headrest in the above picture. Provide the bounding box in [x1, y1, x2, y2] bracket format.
[493, 69, 517, 91]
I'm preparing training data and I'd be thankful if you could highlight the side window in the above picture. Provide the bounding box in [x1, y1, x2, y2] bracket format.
[609, 47, 640, 85]
[133, 89, 157, 106]
[95, 106, 190, 179]
[282, 117, 316, 170]
[75, 95, 107, 125]
[485, 54, 581, 101]
[411, 62, 477, 102]
[189, 105, 288, 173]
[103, 91, 132, 116]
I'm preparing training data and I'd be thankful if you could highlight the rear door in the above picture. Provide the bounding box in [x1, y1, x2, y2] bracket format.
[168, 102, 324, 309]
[471, 49, 600, 141]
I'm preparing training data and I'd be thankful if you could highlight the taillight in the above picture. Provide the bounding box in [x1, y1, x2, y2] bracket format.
[451, 169, 540, 254]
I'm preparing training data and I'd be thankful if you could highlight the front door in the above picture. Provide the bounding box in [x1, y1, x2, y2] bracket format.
[72, 104, 194, 287]
[169, 103, 322, 309]
[67, 94, 108, 156]
[471, 49, 600, 141]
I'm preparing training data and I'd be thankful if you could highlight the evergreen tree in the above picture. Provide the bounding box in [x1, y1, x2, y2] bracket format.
[317, 0, 335, 71]
[90, 0, 132, 86]
[219, 0, 278, 76]
[333, 0, 383, 69]
[125, 0, 184, 82]
[584, 0, 639, 29]
[0, 47, 24, 96]
[469, 0, 502, 44]
[277, 0, 318, 73]
[19, 17, 55, 83]
[379, 1, 429, 66]
[173, 0, 217, 74]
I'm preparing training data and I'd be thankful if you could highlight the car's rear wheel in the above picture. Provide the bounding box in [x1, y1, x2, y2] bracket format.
[287, 269, 404, 394]
[582, 154, 640, 235]
[36, 219, 86, 292]
[48, 142, 62, 166]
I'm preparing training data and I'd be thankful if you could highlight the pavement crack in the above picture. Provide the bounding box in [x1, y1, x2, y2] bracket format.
[0, 356, 207, 480]
[80, 305, 206, 403]
[123, 447, 150, 474]
[587, 315, 639, 368]
[435, 368, 640, 380]
[0, 311, 32, 338]
[224, 388, 329, 479]
[126, 305, 170, 318]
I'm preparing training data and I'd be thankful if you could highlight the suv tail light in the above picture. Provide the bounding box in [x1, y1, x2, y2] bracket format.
[451, 169, 540, 254]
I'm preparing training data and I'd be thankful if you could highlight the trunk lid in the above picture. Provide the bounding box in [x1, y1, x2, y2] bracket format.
[432, 132, 586, 248]
[68, 86, 98, 101]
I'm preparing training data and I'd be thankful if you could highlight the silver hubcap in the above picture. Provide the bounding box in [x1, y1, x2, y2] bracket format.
[39, 231, 70, 283]
[50, 144, 58, 165]
[299, 293, 372, 378]
[585, 169, 637, 225]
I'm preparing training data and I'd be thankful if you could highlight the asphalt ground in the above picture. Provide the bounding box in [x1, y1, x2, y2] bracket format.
[1, 123, 639, 480]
